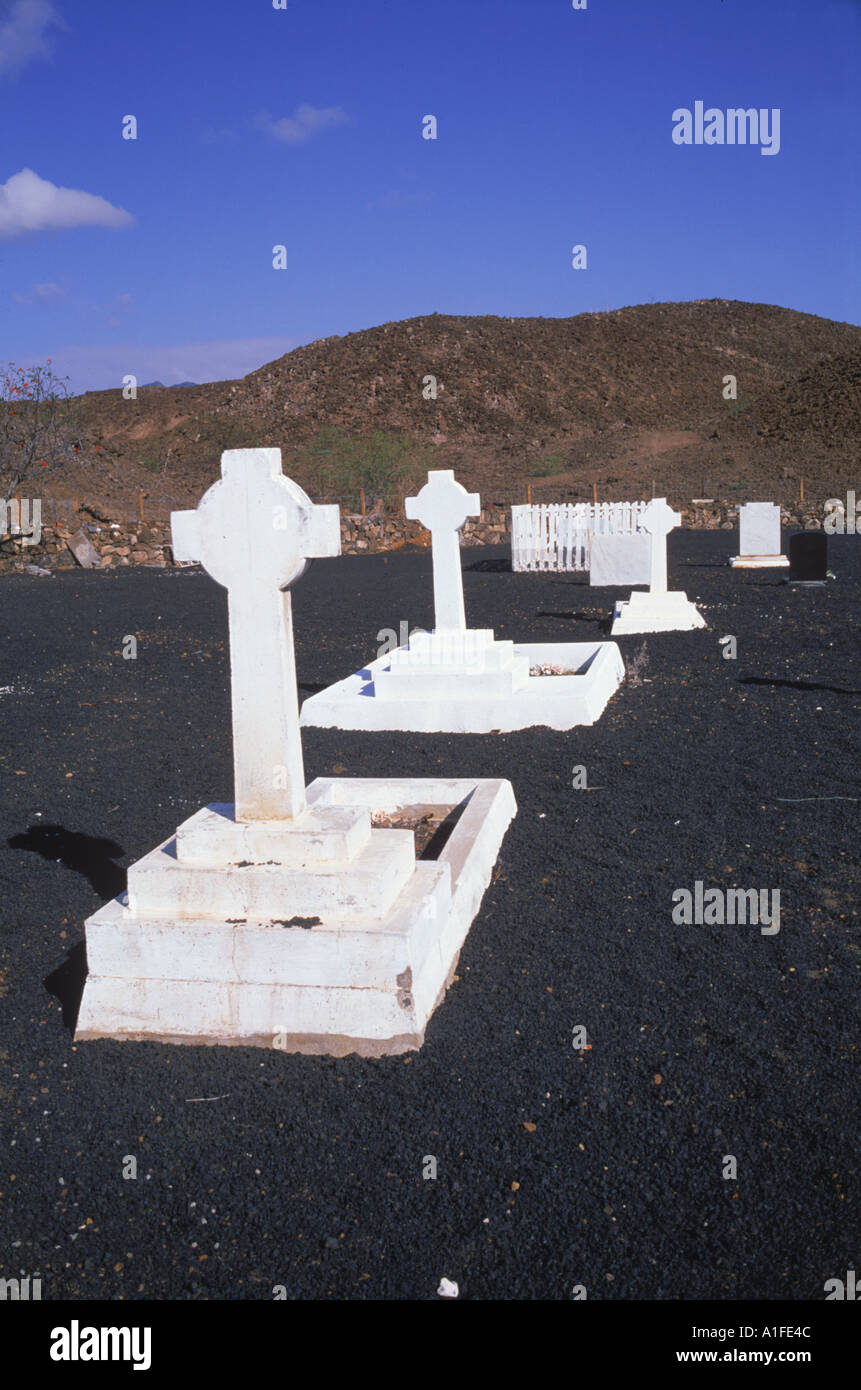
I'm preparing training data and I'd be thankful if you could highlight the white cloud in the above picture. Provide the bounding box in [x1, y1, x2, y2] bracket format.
[0, 0, 62, 76]
[0, 168, 135, 239]
[13, 279, 66, 303]
[258, 103, 349, 145]
[26, 336, 304, 394]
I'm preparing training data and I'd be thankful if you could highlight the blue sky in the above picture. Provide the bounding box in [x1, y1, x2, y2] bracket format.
[1, 0, 858, 393]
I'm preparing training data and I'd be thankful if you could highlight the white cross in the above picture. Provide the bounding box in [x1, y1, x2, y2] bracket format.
[405, 470, 480, 632]
[639, 497, 680, 594]
[171, 449, 340, 822]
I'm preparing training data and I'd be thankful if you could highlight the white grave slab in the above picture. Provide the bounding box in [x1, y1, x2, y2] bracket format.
[611, 498, 706, 634]
[589, 531, 652, 587]
[730, 502, 789, 568]
[76, 450, 516, 1054]
[300, 469, 626, 733]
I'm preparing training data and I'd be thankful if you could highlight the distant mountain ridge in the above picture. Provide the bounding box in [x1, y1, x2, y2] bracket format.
[140, 381, 198, 389]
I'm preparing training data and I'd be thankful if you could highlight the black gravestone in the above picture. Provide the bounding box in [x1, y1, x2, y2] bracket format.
[788, 530, 827, 584]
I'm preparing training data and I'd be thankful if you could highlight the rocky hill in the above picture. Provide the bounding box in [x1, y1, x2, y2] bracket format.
[21, 300, 861, 521]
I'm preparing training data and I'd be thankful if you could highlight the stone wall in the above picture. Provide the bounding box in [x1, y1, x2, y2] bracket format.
[679, 501, 824, 531]
[0, 521, 171, 573]
[342, 503, 511, 553]
[0, 500, 827, 573]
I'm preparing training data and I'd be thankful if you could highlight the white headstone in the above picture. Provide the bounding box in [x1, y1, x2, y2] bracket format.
[740, 503, 779, 556]
[405, 470, 480, 632]
[171, 448, 340, 821]
[731, 502, 788, 567]
[589, 532, 652, 587]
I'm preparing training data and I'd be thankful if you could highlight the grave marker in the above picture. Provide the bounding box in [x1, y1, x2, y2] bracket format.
[641, 496, 678, 592]
[611, 498, 706, 634]
[788, 530, 827, 585]
[730, 502, 788, 568]
[302, 468, 626, 732]
[171, 449, 339, 820]
[76, 449, 516, 1053]
[405, 470, 480, 632]
[588, 532, 651, 587]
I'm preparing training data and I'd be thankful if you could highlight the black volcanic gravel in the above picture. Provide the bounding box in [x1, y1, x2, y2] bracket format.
[0, 530, 858, 1301]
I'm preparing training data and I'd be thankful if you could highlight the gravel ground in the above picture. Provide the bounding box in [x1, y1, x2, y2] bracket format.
[0, 530, 857, 1301]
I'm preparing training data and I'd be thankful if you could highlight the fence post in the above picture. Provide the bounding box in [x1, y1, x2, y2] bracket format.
[359, 487, 366, 516]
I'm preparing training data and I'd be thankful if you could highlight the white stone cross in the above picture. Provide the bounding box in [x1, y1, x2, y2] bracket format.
[171, 449, 340, 822]
[405, 470, 480, 632]
[639, 497, 680, 594]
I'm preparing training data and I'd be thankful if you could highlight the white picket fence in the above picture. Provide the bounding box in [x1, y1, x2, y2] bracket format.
[511, 501, 647, 571]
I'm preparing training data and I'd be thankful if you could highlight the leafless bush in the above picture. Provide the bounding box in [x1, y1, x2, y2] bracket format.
[626, 641, 649, 686]
[1, 361, 87, 504]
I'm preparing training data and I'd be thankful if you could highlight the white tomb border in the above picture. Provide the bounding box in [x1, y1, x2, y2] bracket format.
[75, 449, 516, 1055]
[611, 497, 706, 635]
[300, 468, 626, 734]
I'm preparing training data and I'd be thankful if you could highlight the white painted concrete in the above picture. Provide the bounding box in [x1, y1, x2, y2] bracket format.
[126, 824, 418, 922]
[589, 532, 652, 586]
[303, 468, 626, 733]
[301, 640, 625, 732]
[611, 498, 705, 634]
[171, 449, 340, 821]
[76, 451, 517, 1054]
[730, 502, 789, 568]
[404, 470, 480, 631]
[76, 777, 517, 1053]
[641, 497, 677, 593]
[611, 589, 707, 633]
[176, 802, 372, 867]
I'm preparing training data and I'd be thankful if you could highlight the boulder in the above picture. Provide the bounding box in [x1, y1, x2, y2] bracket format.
[66, 530, 101, 568]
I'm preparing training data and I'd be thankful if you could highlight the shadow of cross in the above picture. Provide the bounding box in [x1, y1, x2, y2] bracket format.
[639, 497, 680, 594]
[405, 470, 480, 632]
[171, 449, 340, 821]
